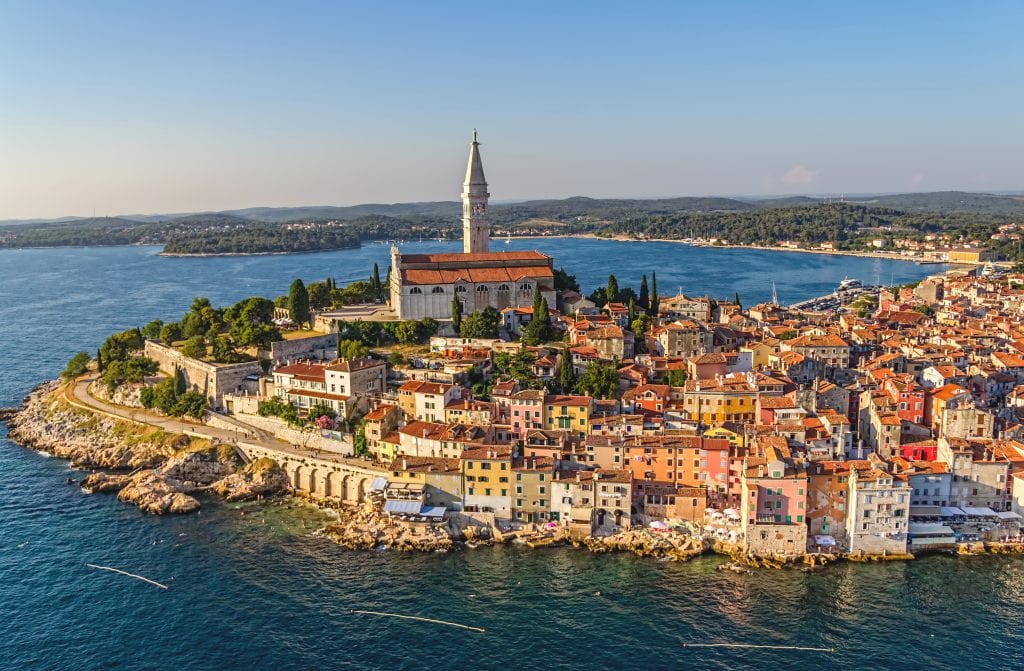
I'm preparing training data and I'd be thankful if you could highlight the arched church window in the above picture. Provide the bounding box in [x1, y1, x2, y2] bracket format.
[410, 287, 422, 294]
[432, 286, 445, 294]
[498, 284, 510, 291]
[455, 286, 467, 293]
[477, 285, 489, 292]
[520, 283, 531, 291]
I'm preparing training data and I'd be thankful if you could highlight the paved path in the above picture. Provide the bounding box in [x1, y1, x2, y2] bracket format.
[66, 376, 373, 469]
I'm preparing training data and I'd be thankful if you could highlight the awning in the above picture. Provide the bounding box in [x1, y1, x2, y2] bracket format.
[939, 506, 966, 518]
[909, 522, 955, 536]
[962, 506, 998, 518]
[370, 477, 389, 492]
[909, 505, 941, 518]
[814, 535, 837, 546]
[384, 500, 422, 515]
[996, 511, 1023, 521]
[420, 506, 446, 519]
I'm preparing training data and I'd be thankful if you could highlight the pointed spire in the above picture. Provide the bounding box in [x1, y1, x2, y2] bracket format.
[464, 130, 487, 187]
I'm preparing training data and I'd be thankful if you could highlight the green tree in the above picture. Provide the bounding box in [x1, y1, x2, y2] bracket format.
[451, 295, 463, 333]
[211, 336, 233, 362]
[734, 291, 742, 309]
[627, 298, 636, 325]
[288, 278, 311, 328]
[141, 320, 164, 341]
[394, 320, 422, 344]
[308, 281, 332, 310]
[173, 391, 208, 419]
[606, 274, 619, 304]
[557, 350, 576, 394]
[159, 322, 182, 344]
[228, 297, 281, 349]
[61, 352, 91, 380]
[101, 357, 158, 392]
[664, 368, 688, 386]
[308, 402, 336, 420]
[649, 272, 659, 319]
[388, 350, 408, 367]
[577, 360, 619, 399]
[460, 307, 501, 339]
[371, 263, 383, 300]
[522, 286, 553, 345]
[175, 367, 188, 394]
[554, 267, 580, 292]
[99, 328, 144, 363]
[96, 348, 103, 373]
[630, 315, 652, 354]
[638, 274, 649, 308]
[181, 335, 207, 359]
[337, 339, 369, 360]
[353, 421, 368, 457]
[181, 297, 217, 338]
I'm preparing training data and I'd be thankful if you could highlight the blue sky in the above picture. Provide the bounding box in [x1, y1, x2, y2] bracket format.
[1, 1, 1021, 219]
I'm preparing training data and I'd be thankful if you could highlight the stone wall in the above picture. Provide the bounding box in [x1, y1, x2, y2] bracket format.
[208, 411, 354, 456]
[144, 341, 263, 408]
[743, 523, 808, 556]
[237, 443, 379, 502]
[269, 332, 338, 365]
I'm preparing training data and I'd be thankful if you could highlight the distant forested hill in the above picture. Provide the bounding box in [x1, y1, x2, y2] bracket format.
[2, 190, 1022, 257]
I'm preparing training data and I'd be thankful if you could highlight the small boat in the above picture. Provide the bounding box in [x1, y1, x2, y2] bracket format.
[837, 277, 862, 291]
[504, 233, 511, 244]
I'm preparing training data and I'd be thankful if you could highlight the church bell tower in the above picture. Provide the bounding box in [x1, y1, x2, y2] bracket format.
[462, 129, 490, 254]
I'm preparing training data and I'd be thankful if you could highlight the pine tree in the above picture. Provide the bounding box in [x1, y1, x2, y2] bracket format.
[639, 274, 649, 308]
[451, 295, 463, 333]
[606, 274, 619, 304]
[650, 272, 659, 320]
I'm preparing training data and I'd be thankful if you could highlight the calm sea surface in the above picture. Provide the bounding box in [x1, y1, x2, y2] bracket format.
[3, 241, 1022, 671]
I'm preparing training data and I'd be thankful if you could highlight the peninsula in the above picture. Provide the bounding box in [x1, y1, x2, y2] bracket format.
[7, 135, 1024, 568]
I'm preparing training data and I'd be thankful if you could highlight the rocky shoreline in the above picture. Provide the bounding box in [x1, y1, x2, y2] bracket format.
[5, 382, 290, 514]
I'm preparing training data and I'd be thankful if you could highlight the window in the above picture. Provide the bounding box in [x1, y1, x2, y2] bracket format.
[432, 286, 444, 294]
[477, 285, 489, 292]
[498, 284, 510, 291]
[410, 287, 422, 294]
[455, 285, 467, 293]
[520, 283, 531, 291]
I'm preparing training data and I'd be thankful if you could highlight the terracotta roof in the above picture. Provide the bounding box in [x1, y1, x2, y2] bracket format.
[400, 250, 550, 264]
[401, 265, 553, 285]
[285, 388, 349, 402]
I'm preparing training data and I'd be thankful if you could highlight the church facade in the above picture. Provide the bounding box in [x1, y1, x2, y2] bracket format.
[389, 133, 556, 321]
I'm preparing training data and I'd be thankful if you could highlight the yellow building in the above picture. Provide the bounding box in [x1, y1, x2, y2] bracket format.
[946, 248, 992, 264]
[543, 394, 593, 437]
[741, 340, 777, 369]
[704, 425, 745, 448]
[461, 444, 514, 518]
[683, 373, 756, 426]
[386, 455, 462, 510]
[512, 456, 555, 523]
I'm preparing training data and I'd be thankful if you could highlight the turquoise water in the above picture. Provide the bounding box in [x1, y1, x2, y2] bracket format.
[6, 242, 1023, 671]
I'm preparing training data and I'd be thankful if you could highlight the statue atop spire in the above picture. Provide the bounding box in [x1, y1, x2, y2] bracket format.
[462, 130, 489, 253]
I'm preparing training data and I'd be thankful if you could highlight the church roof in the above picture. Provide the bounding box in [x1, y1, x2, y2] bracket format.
[401, 265, 553, 285]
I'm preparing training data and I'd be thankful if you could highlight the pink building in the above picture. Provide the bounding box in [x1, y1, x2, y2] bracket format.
[509, 389, 545, 440]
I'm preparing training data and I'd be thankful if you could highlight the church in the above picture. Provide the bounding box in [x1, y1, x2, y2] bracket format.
[388, 132, 557, 321]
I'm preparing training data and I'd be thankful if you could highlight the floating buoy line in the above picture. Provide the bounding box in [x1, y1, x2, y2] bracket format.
[85, 563, 169, 590]
[684, 643, 835, 653]
[349, 609, 485, 633]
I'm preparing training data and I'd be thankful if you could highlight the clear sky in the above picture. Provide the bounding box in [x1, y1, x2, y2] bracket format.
[1, 1, 1022, 219]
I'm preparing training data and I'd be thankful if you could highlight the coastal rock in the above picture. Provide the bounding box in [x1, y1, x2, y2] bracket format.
[211, 457, 290, 501]
[89, 381, 144, 408]
[7, 385, 180, 469]
[160, 447, 238, 490]
[117, 472, 200, 514]
[81, 472, 132, 493]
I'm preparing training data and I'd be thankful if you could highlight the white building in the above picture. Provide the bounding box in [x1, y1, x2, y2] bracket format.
[845, 466, 910, 555]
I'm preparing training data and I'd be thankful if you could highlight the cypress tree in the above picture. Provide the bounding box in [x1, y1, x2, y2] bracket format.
[734, 291, 741, 309]
[96, 349, 103, 373]
[371, 264, 382, 299]
[606, 274, 619, 304]
[288, 278, 311, 328]
[557, 350, 576, 394]
[451, 295, 463, 333]
[638, 274, 649, 308]
[650, 272, 659, 320]
[628, 297, 636, 325]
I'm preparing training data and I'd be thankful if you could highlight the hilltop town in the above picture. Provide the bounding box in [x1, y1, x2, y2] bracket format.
[12, 136, 1024, 566]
